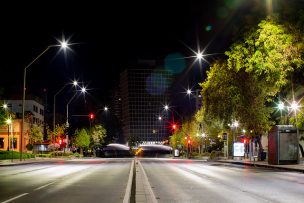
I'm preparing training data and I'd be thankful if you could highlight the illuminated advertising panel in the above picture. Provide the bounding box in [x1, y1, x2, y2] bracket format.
[233, 142, 244, 157]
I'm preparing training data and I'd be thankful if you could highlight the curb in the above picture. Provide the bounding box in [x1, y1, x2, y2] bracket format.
[0, 158, 68, 167]
[218, 160, 304, 173]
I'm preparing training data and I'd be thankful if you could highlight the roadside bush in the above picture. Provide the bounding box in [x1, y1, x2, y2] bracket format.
[191, 152, 200, 157]
[0, 150, 35, 160]
[70, 152, 82, 158]
[209, 151, 223, 160]
[201, 152, 210, 157]
[50, 151, 72, 157]
[26, 143, 33, 151]
[36, 154, 51, 158]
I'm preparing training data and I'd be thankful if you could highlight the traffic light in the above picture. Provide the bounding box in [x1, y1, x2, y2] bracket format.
[172, 124, 176, 130]
[89, 113, 95, 120]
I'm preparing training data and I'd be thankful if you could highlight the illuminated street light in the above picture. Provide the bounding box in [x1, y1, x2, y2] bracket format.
[53, 80, 79, 131]
[278, 101, 284, 110]
[21, 39, 70, 161]
[290, 100, 299, 112]
[186, 89, 192, 95]
[164, 105, 169, 111]
[65, 86, 87, 151]
[66, 86, 87, 127]
[104, 106, 108, 111]
[196, 52, 203, 60]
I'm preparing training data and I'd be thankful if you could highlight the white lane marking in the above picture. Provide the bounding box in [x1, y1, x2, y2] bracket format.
[34, 182, 55, 191]
[1, 193, 29, 203]
[123, 159, 134, 203]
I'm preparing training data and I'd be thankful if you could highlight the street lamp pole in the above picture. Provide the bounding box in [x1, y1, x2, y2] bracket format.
[21, 42, 68, 161]
[66, 87, 86, 151]
[53, 81, 78, 131]
[66, 92, 78, 128]
[6, 118, 12, 151]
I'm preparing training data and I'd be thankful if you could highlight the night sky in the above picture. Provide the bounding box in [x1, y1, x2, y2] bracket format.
[1, 1, 299, 120]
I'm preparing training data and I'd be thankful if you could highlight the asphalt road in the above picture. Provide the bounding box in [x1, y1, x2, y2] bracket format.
[139, 158, 304, 203]
[1, 158, 304, 203]
[0, 158, 133, 203]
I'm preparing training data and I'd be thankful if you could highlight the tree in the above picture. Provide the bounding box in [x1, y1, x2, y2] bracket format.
[198, 16, 304, 159]
[74, 128, 90, 155]
[200, 16, 303, 134]
[47, 124, 66, 143]
[226, 16, 303, 95]
[90, 124, 106, 147]
[0, 101, 9, 126]
[29, 123, 44, 144]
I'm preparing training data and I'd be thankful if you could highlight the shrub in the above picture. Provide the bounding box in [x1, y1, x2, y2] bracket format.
[70, 152, 82, 158]
[191, 152, 199, 157]
[36, 154, 51, 158]
[26, 143, 33, 151]
[0, 150, 34, 160]
[210, 151, 222, 160]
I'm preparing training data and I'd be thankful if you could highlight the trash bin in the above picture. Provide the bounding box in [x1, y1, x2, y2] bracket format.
[261, 151, 266, 161]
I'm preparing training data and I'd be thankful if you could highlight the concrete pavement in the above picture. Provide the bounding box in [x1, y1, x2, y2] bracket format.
[217, 157, 304, 173]
[0, 157, 69, 166]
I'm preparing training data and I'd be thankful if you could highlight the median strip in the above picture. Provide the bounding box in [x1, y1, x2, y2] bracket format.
[136, 159, 158, 203]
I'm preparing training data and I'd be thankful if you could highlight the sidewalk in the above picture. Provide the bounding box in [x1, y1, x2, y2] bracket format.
[0, 157, 68, 166]
[217, 157, 304, 173]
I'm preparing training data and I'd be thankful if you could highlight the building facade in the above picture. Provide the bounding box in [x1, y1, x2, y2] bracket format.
[0, 99, 44, 152]
[120, 68, 173, 145]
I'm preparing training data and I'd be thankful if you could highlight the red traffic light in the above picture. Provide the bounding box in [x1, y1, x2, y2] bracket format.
[89, 113, 95, 120]
[172, 124, 176, 129]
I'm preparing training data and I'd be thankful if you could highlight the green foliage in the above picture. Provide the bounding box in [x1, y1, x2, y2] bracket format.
[0, 150, 35, 160]
[74, 128, 90, 149]
[29, 123, 43, 144]
[35, 154, 51, 158]
[90, 124, 106, 147]
[0, 101, 9, 126]
[199, 16, 304, 136]
[209, 151, 223, 160]
[26, 143, 33, 151]
[69, 152, 82, 158]
[49, 151, 72, 157]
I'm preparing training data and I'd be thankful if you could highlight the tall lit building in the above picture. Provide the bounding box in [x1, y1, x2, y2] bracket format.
[120, 66, 173, 145]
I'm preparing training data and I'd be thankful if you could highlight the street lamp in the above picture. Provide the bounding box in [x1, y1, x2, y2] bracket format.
[5, 117, 12, 151]
[277, 101, 285, 124]
[65, 87, 86, 150]
[53, 80, 79, 131]
[3, 103, 12, 151]
[66, 86, 86, 127]
[21, 40, 69, 161]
